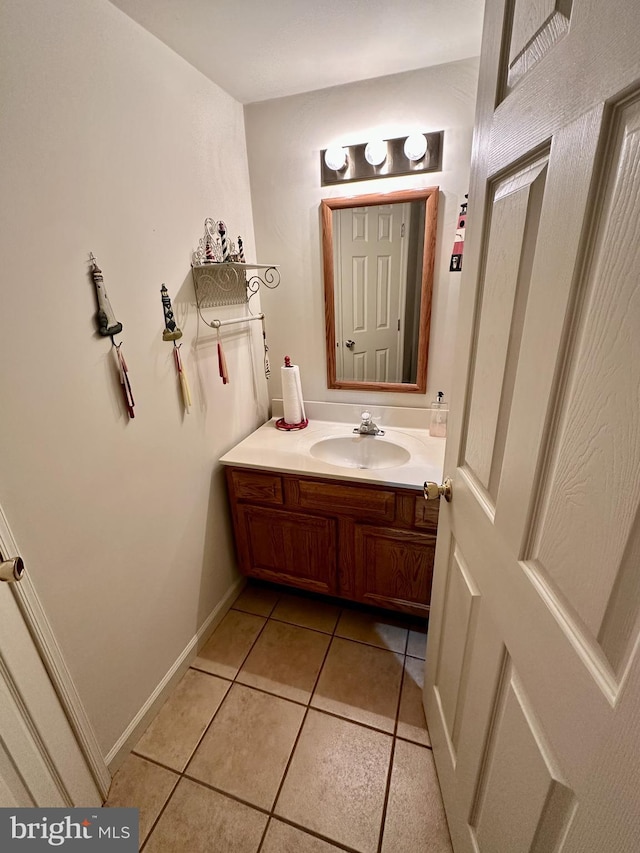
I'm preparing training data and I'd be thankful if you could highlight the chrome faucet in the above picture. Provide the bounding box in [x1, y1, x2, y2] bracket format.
[354, 411, 385, 436]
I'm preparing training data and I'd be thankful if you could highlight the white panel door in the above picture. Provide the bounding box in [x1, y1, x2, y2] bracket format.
[0, 508, 103, 807]
[424, 1, 640, 851]
[338, 205, 405, 382]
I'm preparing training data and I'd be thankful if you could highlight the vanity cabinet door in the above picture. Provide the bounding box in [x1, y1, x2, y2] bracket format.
[354, 524, 435, 617]
[235, 504, 337, 595]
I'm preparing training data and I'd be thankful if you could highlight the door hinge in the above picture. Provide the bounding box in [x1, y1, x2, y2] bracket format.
[401, 223, 406, 237]
[397, 319, 401, 331]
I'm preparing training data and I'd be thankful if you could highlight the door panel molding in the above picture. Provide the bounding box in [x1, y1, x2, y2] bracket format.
[433, 544, 481, 756]
[0, 505, 109, 801]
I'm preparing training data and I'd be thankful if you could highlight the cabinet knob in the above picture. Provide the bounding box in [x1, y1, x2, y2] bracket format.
[423, 478, 452, 502]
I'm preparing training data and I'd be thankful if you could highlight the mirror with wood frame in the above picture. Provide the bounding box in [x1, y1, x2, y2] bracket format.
[321, 187, 438, 393]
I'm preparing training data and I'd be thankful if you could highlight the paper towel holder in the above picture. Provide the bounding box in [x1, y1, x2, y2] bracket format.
[276, 355, 309, 430]
[275, 418, 309, 430]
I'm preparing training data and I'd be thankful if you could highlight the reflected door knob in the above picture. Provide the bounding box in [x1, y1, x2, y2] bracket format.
[345, 340, 355, 349]
[424, 478, 452, 502]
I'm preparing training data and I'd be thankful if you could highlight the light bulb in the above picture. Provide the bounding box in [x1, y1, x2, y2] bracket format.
[324, 146, 348, 171]
[364, 139, 387, 166]
[404, 133, 428, 162]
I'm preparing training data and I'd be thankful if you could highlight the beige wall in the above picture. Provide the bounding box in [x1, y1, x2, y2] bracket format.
[244, 58, 479, 413]
[0, 0, 267, 757]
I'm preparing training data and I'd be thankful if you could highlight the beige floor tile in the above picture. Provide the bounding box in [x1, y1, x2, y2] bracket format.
[105, 753, 178, 844]
[271, 593, 341, 634]
[275, 710, 392, 853]
[261, 819, 345, 853]
[407, 628, 428, 659]
[381, 740, 452, 853]
[397, 655, 431, 746]
[311, 638, 403, 732]
[232, 583, 280, 616]
[134, 669, 228, 771]
[237, 620, 330, 703]
[144, 777, 267, 853]
[335, 609, 408, 653]
[194, 609, 266, 679]
[187, 683, 305, 810]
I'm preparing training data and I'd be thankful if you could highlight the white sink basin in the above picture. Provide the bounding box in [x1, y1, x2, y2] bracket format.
[309, 436, 411, 470]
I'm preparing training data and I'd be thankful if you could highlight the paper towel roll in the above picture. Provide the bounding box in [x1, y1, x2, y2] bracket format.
[282, 362, 306, 425]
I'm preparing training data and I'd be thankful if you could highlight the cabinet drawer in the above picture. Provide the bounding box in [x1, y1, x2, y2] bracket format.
[295, 480, 396, 522]
[413, 496, 440, 530]
[228, 469, 283, 505]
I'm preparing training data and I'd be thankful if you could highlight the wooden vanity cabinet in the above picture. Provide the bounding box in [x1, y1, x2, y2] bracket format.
[225, 467, 439, 617]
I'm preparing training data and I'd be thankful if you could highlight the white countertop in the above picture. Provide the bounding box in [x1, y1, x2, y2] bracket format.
[219, 417, 446, 491]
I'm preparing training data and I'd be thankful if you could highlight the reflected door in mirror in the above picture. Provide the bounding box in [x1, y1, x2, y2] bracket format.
[322, 188, 438, 394]
[336, 203, 412, 383]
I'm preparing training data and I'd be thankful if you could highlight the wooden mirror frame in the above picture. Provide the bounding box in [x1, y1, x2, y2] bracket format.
[321, 187, 438, 394]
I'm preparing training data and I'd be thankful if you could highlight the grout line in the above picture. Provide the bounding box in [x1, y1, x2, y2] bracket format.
[229, 679, 309, 708]
[266, 814, 364, 853]
[306, 705, 396, 738]
[179, 679, 235, 777]
[188, 665, 233, 681]
[255, 815, 272, 853]
[138, 771, 180, 852]
[130, 751, 182, 775]
[375, 652, 407, 853]
[395, 733, 433, 750]
[263, 606, 341, 826]
[267, 615, 337, 635]
[180, 773, 272, 815]
[332, 633, 409, 655]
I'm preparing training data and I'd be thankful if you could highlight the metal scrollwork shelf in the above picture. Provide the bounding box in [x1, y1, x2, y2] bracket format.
[191, 262, 280, 317]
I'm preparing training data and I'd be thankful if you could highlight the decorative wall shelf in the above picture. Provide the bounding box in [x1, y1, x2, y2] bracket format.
[191, 262, 280, 311]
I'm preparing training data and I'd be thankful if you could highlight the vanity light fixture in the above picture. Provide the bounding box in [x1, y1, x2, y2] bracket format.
[324, 145, 348, 171]
[403, 132, 428, 162]
[320, 131, 442, 186]
[364, 139, 387, 166]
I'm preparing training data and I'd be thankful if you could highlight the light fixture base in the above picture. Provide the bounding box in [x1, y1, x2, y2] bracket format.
[320, 131, 442, 186]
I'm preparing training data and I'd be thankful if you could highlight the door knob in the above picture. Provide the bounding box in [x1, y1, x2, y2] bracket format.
[345, 340, 355, 349]
[424, 478, 452, 502]
[0, 556, 25, 583]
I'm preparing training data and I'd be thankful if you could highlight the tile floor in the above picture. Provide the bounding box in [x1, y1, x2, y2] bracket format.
[106, 582, 453, 853]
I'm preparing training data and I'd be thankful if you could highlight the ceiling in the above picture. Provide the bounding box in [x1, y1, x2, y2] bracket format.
[108, 0, 485, 104]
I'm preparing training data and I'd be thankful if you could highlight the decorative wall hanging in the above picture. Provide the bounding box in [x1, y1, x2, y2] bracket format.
[450, 195, 467, 272]
[189, 218, 277, 384]
[89, 253, 135, 419]
[160, 284, 192, 412]
[191, 218, 280, 312]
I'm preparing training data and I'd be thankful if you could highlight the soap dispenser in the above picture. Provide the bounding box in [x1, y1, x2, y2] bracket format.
[429, 391, 448, 438]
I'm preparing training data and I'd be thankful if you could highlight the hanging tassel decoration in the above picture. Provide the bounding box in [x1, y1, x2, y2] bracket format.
[261, 315, 271, 379]
[217, 326, 230, 384]
[173, 344, 192, 412]
[113, 341, 135, 418]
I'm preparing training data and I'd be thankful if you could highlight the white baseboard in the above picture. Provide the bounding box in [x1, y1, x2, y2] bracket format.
[105, 576, 246, 774]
